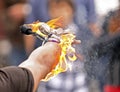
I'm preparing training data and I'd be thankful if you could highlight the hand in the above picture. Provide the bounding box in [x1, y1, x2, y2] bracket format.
[19, 42, 61, 91]
[28, 42, 61, 73]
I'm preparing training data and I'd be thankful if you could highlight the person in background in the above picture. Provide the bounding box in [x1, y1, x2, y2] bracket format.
[85, 1, 120, 92]
[36, 0, 88, 92]
[74, 0, 101, 38]
[0, 0, 28, 66]
[102, 1, 120, 92]
[0, 0, 10, 67]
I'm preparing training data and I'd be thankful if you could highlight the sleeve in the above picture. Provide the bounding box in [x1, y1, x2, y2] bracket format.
[0, 66, 34, 92]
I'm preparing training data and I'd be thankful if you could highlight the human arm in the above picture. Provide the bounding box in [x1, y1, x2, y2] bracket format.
[0, 42, 61, 92]
[19, 42, 61, 92]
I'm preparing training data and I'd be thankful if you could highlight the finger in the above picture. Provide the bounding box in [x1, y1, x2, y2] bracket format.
[72, 40, 81, 44]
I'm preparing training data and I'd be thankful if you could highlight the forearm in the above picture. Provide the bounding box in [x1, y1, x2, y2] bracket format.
[19, 60, 43, 92]
[19, 42, 61, 92]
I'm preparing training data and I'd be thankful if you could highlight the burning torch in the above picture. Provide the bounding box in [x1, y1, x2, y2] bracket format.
[20, 17, 80, 81]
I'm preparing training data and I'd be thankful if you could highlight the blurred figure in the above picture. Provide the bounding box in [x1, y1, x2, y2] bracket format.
[74, 0, 101, 38]
[0, 0, 10, 67]
[85, 1, 120, 92]
[0, 0, 28, 66]
[48, 0, 78, 33]
[36, 0, 88, 92]
[102, 1, 120, 92]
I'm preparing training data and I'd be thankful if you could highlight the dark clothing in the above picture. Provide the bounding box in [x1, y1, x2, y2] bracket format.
[0, 66, 34, 92]
[85, 34, 120, 91]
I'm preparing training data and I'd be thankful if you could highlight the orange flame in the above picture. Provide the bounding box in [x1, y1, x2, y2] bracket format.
[42, 33, 77, 81]
[30, 21, 47, 38]
[23, 17, 77, 81]
[47, 16, 64, 28]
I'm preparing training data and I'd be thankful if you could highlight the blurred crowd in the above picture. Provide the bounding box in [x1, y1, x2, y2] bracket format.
[0, 0, 28, 66]
[0, 0, 120, 92]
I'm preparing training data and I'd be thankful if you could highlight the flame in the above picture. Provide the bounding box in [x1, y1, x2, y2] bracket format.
[22, 17, 77, 81]
[42, 33, 77, 81]
[30, 21, 47, 38]
[47, 16, 64, 29]
[26, 17, 64, 38]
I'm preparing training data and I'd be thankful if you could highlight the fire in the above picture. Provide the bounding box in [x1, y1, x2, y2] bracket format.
[43, 33, 77, 81]
[21, 17, 77, 81]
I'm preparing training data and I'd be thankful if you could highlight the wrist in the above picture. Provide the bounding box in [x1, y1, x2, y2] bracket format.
[46, 34, 60, 43]
[48, 37, 60, 43]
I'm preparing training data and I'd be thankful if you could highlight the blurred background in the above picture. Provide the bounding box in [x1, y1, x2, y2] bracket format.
[0, 0, 120, 92]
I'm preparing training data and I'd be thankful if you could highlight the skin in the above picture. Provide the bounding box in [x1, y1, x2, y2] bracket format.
[48, 1, 74, 27]
[48, 0, 102, 38]
[19, 42, 61, 92]
[7, 3, 26, 23]
[89, 23, 102, 37]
